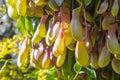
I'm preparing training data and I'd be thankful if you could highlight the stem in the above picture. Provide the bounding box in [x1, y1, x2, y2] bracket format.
[108, 0, 113, 11]
[73, 73, 79, 80]
[0, 61, 8, 74]
[76, 0, 82, 8]
[100, 16, 102, 31]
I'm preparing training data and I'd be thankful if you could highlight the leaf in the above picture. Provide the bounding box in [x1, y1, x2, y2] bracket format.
[45, 67, 58, 80]
[84, 0, 92, 6]
[62, 50, 76, 80]
[55, 0, 64, 6]
[25, 16, 34, 35]
[16, 16, 25, 34]
[67, 50, 76, 74]
[85, 67, 96, 79]
[31, 17, 40, 32]
[74, 62, 82, 73]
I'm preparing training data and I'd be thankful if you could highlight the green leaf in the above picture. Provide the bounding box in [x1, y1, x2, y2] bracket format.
[84, 0, 92, 6]
[62, 50, 76, 80]
[85, 67, 96, 79]
[16, 16, 25, 34]
[45, 67, 58, 80]
[25, 16, 34, 35]
[74, 62, 82, 73]
[55, 0, 64, 6]
[31, 17, 40, 32]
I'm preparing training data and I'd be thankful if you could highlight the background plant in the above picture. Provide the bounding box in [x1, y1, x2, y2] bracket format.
[0, 0, 120, 80]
